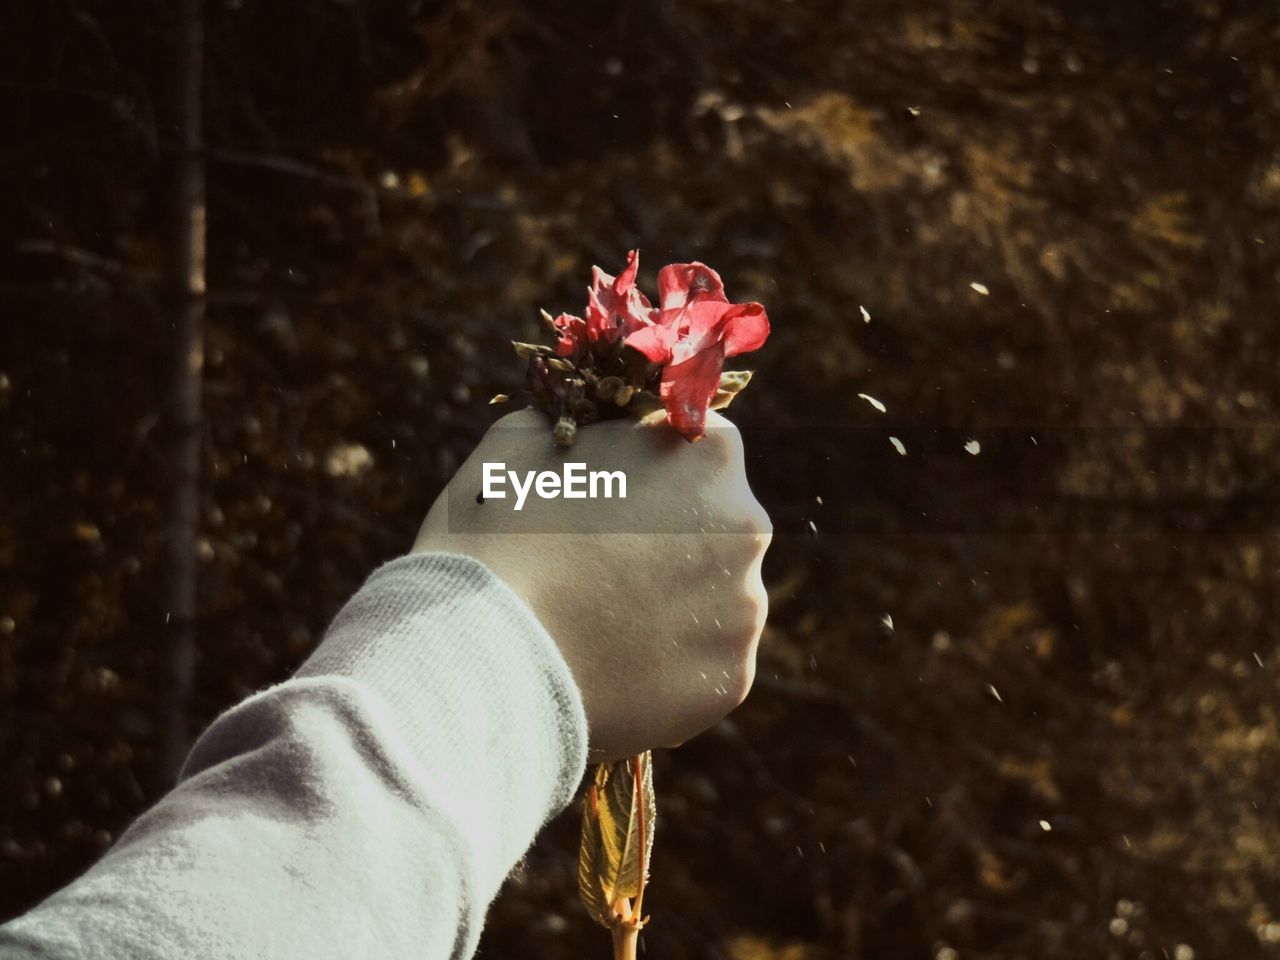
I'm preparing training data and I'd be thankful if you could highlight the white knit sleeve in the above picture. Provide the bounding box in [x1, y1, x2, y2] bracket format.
[0, 552, 590, 960]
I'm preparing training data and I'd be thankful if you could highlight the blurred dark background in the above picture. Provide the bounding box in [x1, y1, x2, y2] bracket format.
[3, 1, 1280, 958]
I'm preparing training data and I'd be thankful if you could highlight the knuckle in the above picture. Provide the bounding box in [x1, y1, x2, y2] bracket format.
[729, 653, 757, 706]
[735, 517, 772, 555]
[746, 581, 770, 635]
[747, 502, 773, 539]
[739, 660, 758, 704]
[727, 581, 768, 649]
[700, 417, 744, 461]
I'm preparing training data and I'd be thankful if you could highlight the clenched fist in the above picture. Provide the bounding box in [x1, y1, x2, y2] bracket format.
[414, 407, 771, 762]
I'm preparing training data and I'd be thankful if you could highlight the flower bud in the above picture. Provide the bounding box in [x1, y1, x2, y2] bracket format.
[513, 341, 550, 360]
[572, 398, 601, 424]
[709, 369, 753, 410]
[528, 356, 554, 405]
[553, 415, 578, 447]
[595, 376, 623, 401]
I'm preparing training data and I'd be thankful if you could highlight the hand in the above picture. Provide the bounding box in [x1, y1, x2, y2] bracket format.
[413, 407, 771, 763]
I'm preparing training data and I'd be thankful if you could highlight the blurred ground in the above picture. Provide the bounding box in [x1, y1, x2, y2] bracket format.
[2, 1, 1280, 958]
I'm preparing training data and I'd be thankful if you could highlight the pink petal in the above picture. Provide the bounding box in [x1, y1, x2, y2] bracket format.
[659, 338, 727, 441]
[624, 321, 678, 363]
[587, 251, 655, 344]
[585, 286, 612, 343]
[614, 248, 640, 294]
[665, 300, 739, 361]
[657, 262, 726, 310]
[552, 313, 587, 356]
[721, 302, 770, 357]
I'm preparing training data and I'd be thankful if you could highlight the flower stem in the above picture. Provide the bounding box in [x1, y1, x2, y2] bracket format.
[611, 921, 639, 960]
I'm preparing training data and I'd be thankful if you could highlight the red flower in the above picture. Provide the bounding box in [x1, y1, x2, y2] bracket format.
[624, 261, 769, 441]
[585, 248, 655, 347]
[550, 312, 588, 359]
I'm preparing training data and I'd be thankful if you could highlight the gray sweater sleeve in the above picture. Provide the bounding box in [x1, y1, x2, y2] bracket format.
[0, 552, 590, 960]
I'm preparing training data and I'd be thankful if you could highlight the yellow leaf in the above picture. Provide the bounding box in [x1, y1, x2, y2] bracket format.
[577, 752, 656, 928]
[709, 369, 753, 410]
[512, 341, 550, 360]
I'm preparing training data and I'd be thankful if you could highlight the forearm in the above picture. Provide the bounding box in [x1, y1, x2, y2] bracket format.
[0, 553, 589, 960]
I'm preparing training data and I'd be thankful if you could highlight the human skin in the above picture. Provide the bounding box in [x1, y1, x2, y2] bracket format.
[413, 407, 772, 763]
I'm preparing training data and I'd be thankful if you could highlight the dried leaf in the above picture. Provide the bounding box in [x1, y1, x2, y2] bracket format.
[710, 369, 753, 410]
[577, 753, 656, 928]
[595, 375, 624, 401]
[512, 340, 551, 360]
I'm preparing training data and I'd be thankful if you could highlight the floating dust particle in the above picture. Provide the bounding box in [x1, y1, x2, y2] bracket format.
[889, 436, 907, 456]
[984, 682, 1003, 703]
[857, 393, 886, 413]
[325, 443, 374, 477]
[881, 613, 894, 632]
[1039, 819, 1052, 832]
[72, 522, 100, 542]
[965, 439, 981, 455]
[859, 305, 871, 323]
[970, 281, 990, 295]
